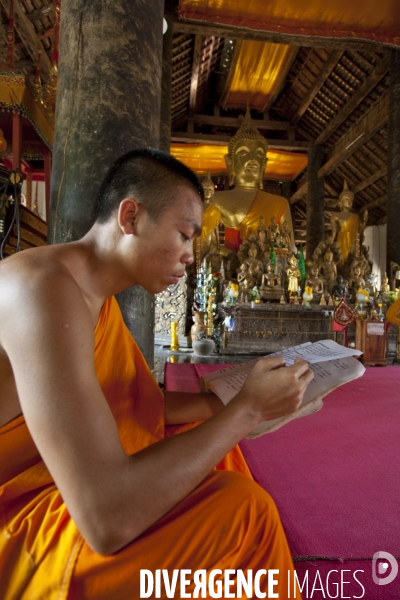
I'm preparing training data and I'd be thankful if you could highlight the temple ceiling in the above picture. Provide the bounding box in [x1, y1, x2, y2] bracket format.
[0, 0, 395, 242]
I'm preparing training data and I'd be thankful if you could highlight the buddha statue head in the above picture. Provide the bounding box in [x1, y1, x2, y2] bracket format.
[225, 121, 268, 189]
[248, 244, 258, 259]
[202, 169, 215, 203]
[338, 180, 354, 212]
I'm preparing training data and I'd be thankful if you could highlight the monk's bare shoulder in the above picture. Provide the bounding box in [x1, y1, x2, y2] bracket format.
[0, 244, 95, 349]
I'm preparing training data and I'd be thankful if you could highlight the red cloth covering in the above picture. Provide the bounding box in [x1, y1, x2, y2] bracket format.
[224, 227, 242, 251]
[165, 362, 400, 599]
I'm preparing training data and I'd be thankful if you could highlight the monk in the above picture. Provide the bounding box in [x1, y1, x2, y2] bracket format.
[0, 149, 313, 599]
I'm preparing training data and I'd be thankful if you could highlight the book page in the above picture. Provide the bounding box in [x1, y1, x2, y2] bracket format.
[246, 356, 365, 438]
[202, 340, 362, 401]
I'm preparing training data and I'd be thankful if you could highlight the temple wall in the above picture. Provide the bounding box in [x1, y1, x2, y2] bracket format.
[363, 224, 387, 289]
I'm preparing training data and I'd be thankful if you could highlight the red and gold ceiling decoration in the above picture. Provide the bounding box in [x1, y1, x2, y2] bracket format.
[170, 143, 307, 181]
[179, 0, 400, 47]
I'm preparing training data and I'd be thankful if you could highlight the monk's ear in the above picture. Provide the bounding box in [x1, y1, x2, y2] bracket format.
[118, 198, 141, 234]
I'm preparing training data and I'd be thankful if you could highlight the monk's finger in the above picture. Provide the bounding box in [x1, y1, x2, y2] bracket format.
[288, 359, 310, 378]
[257, 356, 285, 372]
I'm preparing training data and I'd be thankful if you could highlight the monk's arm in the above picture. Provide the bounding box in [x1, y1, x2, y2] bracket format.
[164, 390, 224, 424]
[1, 273, 313, 556]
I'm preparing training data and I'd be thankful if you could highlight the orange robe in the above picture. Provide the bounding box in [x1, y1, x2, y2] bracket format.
[0, 296, 299, 599]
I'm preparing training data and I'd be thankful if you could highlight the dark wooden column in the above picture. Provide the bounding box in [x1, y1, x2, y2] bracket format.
[49, 0, 164, 368]
[386, 49, 400, 276]
[159, 19, 173, 153]
[43, 148, 51, 222]
[12, 112, 22, 171]
[306, 146, 325, 260]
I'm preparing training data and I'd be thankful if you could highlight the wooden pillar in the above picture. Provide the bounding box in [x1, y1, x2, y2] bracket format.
[306, 146, 325, 260]
[159, 18, 173, 153]
[386, 49, 400, 276]
[43, 148, 51, 222]
[49, 0, 164, 368]
[12, 111, 22, 171]
[25, 170, 32, 210]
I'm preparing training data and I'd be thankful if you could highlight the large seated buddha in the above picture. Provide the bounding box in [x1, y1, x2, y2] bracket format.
[200, 121, 295, 256]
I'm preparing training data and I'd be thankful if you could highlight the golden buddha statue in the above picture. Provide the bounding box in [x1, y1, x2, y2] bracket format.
[319, 249, 337, 294]
[380, 272, 390, 292]
[305, 264, 324, 296]
[200, 119, 295, 256]
[330, 180, 368, 263]
[286, 254, 301, 297]
[202, 169, 215, 204]
[261, 263, 281, 289]
[242, 244, 264, 285]
[348, 266, 365, 291]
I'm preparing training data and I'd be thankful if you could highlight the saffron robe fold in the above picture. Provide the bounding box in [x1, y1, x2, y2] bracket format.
[0, 296, 299, 599]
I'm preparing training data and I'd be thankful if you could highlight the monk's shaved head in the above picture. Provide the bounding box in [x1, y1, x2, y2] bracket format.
[94, 148, 204, 224]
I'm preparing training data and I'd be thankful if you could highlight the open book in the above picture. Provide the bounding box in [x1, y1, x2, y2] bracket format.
[200, 340, 365, 438]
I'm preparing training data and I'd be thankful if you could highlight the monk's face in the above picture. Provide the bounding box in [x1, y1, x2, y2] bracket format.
[127, 185, 203, 294]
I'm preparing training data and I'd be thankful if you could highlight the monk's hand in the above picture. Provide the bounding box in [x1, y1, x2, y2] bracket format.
[233, 357, 314, 423]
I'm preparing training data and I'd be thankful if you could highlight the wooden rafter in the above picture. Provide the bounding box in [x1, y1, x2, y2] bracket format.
[314, 54, 390, 145]
[290, 94, 389, 204]
[189, 114, 294, 131]
[320, 94, 389, 177]
[171, 131, 310, 150]
[289, 51, 343, 125]
[165, 9, 387, 52]
[362, 193, 387, 212]
[0, 0, 51, 79]
[26, 3, 54, 23]
[189, 34, 202, 117]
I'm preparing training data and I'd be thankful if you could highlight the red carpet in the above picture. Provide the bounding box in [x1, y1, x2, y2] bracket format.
[165, 363, 400, 599]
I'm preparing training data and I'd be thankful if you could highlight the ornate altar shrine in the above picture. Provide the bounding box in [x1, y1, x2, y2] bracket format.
[219, 303, 333, 354]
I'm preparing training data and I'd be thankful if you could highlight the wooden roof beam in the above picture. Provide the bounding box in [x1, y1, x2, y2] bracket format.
[319, 94, 389, 177]
[315, 54, 390, 145]
[165, 9, 387, 52]
[362, 193, 387, 212]
[353, 166, 387, 194]
[290, 94, 389, 204]
[189, 34, 202, 117]
[0, 0, 51, 79]
[190, 114, 294, 131]
[290, 51, 343, 125]
[171, 131, 310, 150]
[26, 3, 54, 22]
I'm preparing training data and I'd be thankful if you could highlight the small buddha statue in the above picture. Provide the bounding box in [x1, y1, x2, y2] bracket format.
[237, 263, 249, 289]
[242, 244, 264, 285]
[200, 114, 295, 256]
[381, 272, 390, 292]
[261, 263, 280, 289]
[280, 220, 293, 251]
[330, 180, 368, 263]
[260, 262, 283, 301]
[202, 169, 215, 205]
[348, 266, 365, 291]
[305, 264, 324, 298]
[245, 265, 258, 291]
[257, 216, 268, 252]
[267, 216, 280, 246]
[331, 275, 349, 300]
[319, 249, 337, 294]
[203, 240, 222, 273]
[286, 254, 301, 297]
